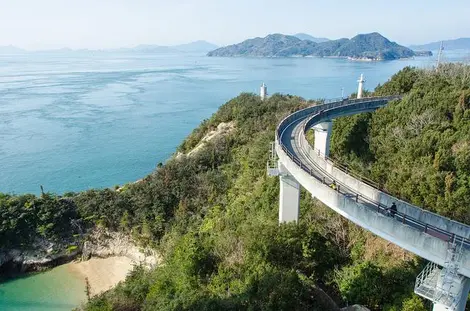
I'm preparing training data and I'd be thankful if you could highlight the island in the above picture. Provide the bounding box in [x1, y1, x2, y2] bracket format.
[207, 32, 431, 60]
[410, 37, 470, 51]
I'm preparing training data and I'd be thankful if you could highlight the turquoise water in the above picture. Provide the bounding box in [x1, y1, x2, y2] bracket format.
[0, 265, 86, 311]
[3, 51, 469, 195]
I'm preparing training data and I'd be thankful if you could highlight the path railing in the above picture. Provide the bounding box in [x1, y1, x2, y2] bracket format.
[275, 96, 470, 249]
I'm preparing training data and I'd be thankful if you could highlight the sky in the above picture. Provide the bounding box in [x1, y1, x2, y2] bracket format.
[0, 0, 469, 50]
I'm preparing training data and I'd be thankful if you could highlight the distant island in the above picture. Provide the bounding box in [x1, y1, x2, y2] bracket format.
[0, 40, 219, 54]
[410, 38, 470, 51]
[172, 40, 219, 53]
[207, 32, 430, 60]
[0, 45, 27, 54]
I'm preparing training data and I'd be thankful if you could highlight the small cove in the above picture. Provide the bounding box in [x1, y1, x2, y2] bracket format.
[0, 264, 86, 311]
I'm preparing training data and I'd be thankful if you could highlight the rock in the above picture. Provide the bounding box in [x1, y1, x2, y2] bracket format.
[186, 121, 235, 157]
[0, 228, 159, 275]
[82, 228, 159, 267]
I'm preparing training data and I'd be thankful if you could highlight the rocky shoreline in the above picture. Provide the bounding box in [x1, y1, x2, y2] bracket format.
[0, 228, 159, 276]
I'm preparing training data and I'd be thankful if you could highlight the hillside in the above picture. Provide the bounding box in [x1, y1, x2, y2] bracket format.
[294, 33, 330, 43]
[206, 33, 318, 57]
[207, 32, 418, 60]
[410, 38, 470, 50]
[81, 66, 470, 311]
[330, 64, 470, 224]
[335, 33, 415, 59]
[81, 91, 423, 311]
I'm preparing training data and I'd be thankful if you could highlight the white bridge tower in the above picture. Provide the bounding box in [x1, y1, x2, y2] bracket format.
[357, 74, 365, 99]
[260, 83, 268, 100]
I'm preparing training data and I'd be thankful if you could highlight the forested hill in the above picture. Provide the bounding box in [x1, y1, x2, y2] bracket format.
[293, 33, 330, 43]
[3, 64, 470, 311]
[82, 64, 468, 311]
[330, 63, 470, 224]
[207, 32, 419, 60]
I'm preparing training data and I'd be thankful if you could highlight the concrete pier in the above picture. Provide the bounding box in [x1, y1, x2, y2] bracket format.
[313, 121, 332, 157]
[433, 273, 470, 311]
[279, 163, 300, 223]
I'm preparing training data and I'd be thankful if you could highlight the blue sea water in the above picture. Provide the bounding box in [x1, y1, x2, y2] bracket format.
[4, 51, 468, 195]
[0, 50, 469, 310]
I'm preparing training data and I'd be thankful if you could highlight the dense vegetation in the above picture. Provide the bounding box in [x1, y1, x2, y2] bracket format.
[207, 32, 417, 60]
[3, 64, 470, 310]
[331, 64, 470, 224]
[0, 193, 81, 249]
[81, 89, 424, 311]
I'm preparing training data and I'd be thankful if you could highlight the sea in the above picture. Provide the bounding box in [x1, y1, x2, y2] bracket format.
[0, 50, 469, 310]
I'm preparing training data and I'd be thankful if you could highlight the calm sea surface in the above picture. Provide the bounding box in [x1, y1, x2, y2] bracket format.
[0, 264, 85, 311]
[0, 50, 469, 311]
[2, 51, 468, 195]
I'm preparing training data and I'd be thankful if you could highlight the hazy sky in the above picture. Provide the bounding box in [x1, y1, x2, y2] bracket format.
[0, 0, 468, 50]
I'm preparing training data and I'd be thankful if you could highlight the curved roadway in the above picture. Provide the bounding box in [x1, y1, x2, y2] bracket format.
[275, 96, 470, 277]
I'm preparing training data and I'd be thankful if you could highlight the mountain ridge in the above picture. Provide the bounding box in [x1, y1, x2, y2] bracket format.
[0, 40, 218, 54]
[409, 38, 470, 51]
[293, 33, 330, 43]
[173, 40, 219, 52]
[208, 32, 422, 60]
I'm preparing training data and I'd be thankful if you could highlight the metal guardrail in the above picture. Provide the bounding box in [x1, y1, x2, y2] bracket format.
[312, 148, 381, 189]
[276, 96, 470, 249]
[415, 262, 441, 301]
[309, 148, 392, 196]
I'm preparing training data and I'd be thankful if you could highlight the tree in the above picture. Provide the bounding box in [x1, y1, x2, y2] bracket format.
[85, 277, 92, 301]
[401, 296, 426, 311]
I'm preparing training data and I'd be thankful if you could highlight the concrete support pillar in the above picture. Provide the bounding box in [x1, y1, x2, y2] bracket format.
[278, 163, 300, 223]
[260, 83, 267, 100]
[357, 74, 365, 99]
[433, 275, 470, 311]
[313, 121, 332, 157]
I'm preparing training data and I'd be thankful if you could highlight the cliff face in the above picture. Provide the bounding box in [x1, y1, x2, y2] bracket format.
[80, 229, 159, 266]
[0, 229, 158, 274]
[0, 244, 79, 274]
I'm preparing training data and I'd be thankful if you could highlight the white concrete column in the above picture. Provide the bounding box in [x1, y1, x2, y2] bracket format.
[313, 121, 332, 157]
[357, 74, 365, 99]
[433, 304, 449, 311]
[433, 275, 470, 311]
[260, 83, 267, 100]
[278, 162, 300, 223]
[279, 174, 300, 223]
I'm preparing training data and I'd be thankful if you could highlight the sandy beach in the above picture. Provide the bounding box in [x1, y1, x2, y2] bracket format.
[67, 256, 135, 296]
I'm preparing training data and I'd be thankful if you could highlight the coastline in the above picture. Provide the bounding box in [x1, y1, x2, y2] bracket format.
[67, 256, 135, 296]
[0, 256, 136, 311]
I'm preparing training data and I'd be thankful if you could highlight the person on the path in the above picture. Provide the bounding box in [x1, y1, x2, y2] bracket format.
[390, 202, 397, 217]
[329, 180, 337, 190]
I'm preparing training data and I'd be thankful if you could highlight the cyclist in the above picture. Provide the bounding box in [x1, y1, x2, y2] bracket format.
[329, 180, 337, 190]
